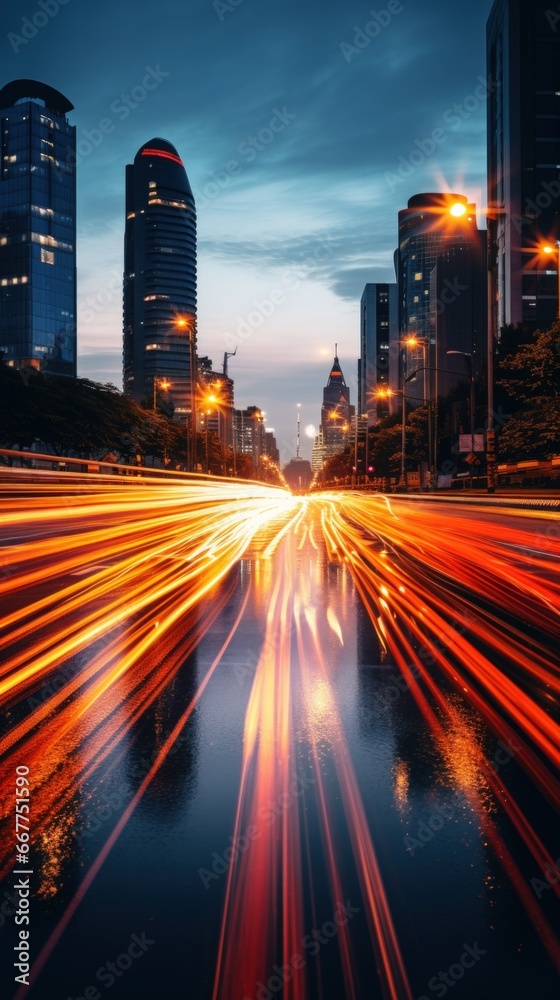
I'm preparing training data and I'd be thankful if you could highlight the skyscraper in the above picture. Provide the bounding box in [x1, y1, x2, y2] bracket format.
[0, 79, 76, 376]
[359, 282, 398, 421]
[320, 351, 353, 457]
[123, 138, 197, 418]
[487, 0, 560, 338]
[395, 192, 485, 399]
[429, 235, 487, 396]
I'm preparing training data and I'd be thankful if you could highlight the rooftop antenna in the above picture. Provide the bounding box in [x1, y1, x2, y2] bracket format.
[296, 403, 301, 459]
[335, 342, 338, 358]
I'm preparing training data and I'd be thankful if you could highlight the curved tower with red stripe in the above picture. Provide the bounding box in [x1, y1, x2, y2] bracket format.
[123, 138, 197, 418]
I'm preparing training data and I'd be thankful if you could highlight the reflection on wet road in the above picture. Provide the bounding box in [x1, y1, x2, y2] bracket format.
[0, 481, 559, 999]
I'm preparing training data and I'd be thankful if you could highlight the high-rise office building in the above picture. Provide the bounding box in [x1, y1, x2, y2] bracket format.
[487, 0, 560, 338]
[198, 355, 234, 451]
[359, 282, 398, 421]
[0, 80, 76, 376]
[123, 138, 197, 418]
[264, 429, 279, 465]
[395, 192, 485, 399]
[320, 351, 353, 457]
[429, 236, 487, 396]
[234, 406, 265, 469]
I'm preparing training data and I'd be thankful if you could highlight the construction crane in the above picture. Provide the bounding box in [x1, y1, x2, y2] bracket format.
[223, 347, 237, 377]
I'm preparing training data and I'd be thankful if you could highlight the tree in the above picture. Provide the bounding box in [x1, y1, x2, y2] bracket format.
[496, 322, 560, 461]
[323, 447, 353, 481]
[497, 323, 560, 406]
[0, 362, 174, 462]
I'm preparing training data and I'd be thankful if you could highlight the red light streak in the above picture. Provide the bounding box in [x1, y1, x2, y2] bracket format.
[1, 482, 559, 995]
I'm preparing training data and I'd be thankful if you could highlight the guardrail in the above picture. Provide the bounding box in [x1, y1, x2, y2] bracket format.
[0, 448, 287, 491]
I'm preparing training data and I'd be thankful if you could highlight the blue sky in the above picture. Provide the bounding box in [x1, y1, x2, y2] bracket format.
[1, 0, 492, 459]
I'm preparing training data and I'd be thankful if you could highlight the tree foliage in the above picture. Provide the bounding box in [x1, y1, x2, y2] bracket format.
[496, 322, 560, 461]
[0, 364, 189, 469]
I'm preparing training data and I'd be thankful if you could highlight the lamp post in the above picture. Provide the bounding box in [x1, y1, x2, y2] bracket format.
[407, 363, 477, 489]
[203, 393, 218, 475]
[542, 241, 560, 319]
[373, 387, 407, 489]
[404, 335, 434, 485]
[447, 351, 475, 489]
[174, 315, 197, 472]
[153, 377, 171, 412]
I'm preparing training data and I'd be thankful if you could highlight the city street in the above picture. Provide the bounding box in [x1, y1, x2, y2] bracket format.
[0, 480, 559, 1000]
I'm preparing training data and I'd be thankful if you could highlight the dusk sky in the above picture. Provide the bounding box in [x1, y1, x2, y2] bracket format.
[1, 0, 492, 459]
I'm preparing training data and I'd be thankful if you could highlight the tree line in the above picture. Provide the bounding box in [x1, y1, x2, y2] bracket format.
[0, 361, 281, 482]
[323, 320, 560, 482]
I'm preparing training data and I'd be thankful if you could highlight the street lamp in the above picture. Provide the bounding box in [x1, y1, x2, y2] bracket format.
[153, 377, 171, 412]
[447, 351, 475, 488]
[375, 387, 407, 488]
[174, 314, 197, 472]
[542, 241, 560, 319]
[404, 334, 436, 483]
[449, 202, 467, 218]
[200, 387, 223, 475]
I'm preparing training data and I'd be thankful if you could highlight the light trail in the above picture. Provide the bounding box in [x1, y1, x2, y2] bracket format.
[1, 481, 559, 997]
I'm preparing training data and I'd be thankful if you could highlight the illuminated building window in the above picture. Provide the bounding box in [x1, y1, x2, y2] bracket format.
[145, 343, 162, 351]
[41, 248, 55, 265]
[148, 198, 187, 209]
[413, 295, 419, 303]
[414, 272, 423, 280]
[32, 233, 72, 251]
[1, 275, 28, 285]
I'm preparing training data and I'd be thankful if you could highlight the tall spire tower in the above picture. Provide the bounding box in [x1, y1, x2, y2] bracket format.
[320, 351, 353, 458]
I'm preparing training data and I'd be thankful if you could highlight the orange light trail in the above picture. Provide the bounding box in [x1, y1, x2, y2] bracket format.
[1, 480, 559, 996]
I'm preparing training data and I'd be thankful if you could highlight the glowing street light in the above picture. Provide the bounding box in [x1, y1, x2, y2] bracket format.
[174, 314, 197, 472]
[542, 241, 560, 318]
[449, 202, 467, 218]
[153, 377, 171, 412]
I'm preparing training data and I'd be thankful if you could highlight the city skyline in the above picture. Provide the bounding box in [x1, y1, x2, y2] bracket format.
[0, 0, 492, 457]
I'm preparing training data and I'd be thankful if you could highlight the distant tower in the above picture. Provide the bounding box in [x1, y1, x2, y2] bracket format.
[320, 348, 353, 457]
[123, 138, 197, 417]
[0, 80, 77, 376]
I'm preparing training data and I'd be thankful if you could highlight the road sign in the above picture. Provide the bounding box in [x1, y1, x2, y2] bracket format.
[459, 434, 485, 453]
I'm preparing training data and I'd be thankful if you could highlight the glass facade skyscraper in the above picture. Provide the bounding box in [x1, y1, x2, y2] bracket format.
[359, 282, 398, 421]
[395, 193, 484, 401]
[487, 0, 560, 337]
[123, 138, 197, 418]
[0, 79, 76, 376]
